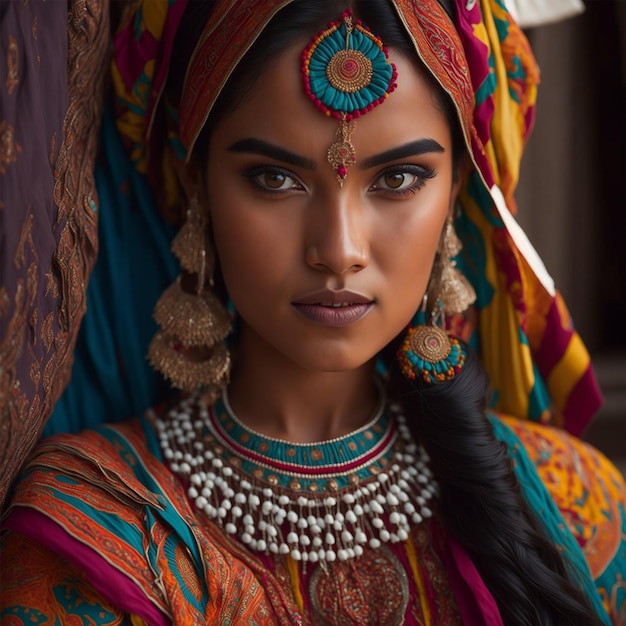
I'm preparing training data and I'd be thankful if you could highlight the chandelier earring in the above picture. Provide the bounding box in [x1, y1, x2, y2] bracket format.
[148, 195, 232, 402]
[398, 218, 476, 385]
[433, 218, 476, 316]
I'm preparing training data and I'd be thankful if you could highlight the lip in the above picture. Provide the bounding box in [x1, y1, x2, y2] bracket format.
[292, 289, 374, 327]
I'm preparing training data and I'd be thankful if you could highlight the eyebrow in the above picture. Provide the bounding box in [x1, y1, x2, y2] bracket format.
[227, 138, 317, 170]
[359, 139, 445, 169]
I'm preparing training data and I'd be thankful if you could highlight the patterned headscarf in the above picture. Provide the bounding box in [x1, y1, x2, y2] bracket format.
[112, 0, 601, 434]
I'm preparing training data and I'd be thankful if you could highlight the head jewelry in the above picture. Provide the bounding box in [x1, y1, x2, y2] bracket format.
[301, 9, 397, 185]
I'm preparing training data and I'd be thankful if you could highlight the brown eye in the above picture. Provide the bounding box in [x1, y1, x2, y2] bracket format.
[384, 173, 407, 189]
[264, 172, 287, 189]
[373, 170, 421, 193]
[245, 167, 304, 192]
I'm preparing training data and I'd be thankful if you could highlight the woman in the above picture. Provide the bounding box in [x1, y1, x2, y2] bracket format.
[1, 0, 624, 624]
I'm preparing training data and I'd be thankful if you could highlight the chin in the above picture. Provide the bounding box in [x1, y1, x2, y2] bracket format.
[295, 349, 379, 374]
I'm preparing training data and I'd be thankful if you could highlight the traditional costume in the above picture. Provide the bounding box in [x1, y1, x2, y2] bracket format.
[1, 1, 624, 624]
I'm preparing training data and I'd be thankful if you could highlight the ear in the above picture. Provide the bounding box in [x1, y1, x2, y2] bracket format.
[447, 153, 471, 219]
[172, 157, 207, 209]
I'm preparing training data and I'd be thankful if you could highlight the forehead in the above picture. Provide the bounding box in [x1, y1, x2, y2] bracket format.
[210, 41, 451, 156]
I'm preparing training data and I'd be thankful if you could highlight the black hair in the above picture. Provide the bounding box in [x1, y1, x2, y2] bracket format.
[166, 2, 602, 623]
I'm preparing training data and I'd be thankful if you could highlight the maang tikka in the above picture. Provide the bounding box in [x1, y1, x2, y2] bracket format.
[148, 196, 232, 402]
[301, 9, 397, 185]
[398, 218, 476, 385]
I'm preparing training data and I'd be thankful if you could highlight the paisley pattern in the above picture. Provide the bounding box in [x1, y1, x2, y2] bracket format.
[2, 412, 623, 624]
[1, 417, 461, 625]
[309, 547, 409, 625]
[0, 532, 134, 625]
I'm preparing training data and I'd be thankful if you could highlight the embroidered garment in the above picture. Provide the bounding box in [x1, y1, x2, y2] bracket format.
[0, 0, 108, 507]
[1, 412, 623, 624]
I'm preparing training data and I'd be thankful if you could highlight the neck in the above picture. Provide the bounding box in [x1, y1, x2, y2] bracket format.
[225, 325, 380, 443]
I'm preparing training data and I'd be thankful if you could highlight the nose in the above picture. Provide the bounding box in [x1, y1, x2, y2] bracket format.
[305, 195, 370, 274]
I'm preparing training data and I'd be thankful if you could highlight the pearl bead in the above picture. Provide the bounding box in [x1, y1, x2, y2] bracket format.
[161, 391, 437, 566]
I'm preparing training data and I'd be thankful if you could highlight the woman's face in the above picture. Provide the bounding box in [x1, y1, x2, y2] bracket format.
[204, 43, 460, 374]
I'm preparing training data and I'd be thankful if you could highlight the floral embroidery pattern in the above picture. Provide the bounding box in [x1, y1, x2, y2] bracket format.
[0, 121, 22, 174]
[5, 36, 18, 95]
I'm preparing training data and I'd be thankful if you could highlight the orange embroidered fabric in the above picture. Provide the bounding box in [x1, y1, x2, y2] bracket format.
[0, 532, 133, 625]
[1, 418, 464, 625]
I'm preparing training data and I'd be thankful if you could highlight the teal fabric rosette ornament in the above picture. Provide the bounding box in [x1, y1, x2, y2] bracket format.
[398, 321, 468, 385]
[301, 9, 398, 185]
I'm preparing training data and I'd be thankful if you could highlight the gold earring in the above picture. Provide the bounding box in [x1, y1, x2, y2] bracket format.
[429, 219, 476, 316]
[397, 219, 475, 385]
[148, 196, 232, 402]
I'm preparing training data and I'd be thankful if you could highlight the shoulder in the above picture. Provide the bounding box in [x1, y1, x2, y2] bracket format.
[6, 416, 165, 513]
[494, 415, 625, 583]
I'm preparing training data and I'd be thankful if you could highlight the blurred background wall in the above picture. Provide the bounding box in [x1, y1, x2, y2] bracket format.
[515, 0, 625, 468]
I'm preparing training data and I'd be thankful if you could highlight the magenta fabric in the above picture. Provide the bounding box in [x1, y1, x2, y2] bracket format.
[3, 508, 169, 626]
[446, 536, 504, 625]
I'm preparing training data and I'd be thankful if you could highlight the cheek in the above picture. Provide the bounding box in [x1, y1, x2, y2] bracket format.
[209, 193, 297, 305]
[373, 195, 448, 291]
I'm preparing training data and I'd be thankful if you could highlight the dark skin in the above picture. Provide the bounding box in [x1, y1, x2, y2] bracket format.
[180, 44, 462, 442]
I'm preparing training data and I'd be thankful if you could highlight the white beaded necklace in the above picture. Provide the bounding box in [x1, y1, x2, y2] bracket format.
[156, 389, 438, 565]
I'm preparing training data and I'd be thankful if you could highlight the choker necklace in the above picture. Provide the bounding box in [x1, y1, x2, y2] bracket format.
[156, 388, 437, 566]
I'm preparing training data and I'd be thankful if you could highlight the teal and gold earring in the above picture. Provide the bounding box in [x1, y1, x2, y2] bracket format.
[398, 296, 467, 384]
[301, 9, 397, 185]
[398, 219, 476, 384]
